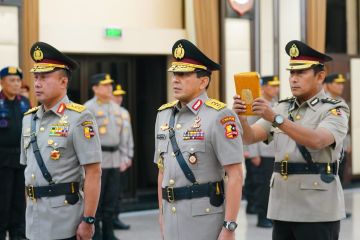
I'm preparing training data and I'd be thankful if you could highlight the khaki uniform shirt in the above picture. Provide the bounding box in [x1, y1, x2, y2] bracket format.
[20, 95, 102, 240]
[248, 98, 277, 158]
[119, 106, 134, 160]
[85, 97, 127, 168]
[256, 90, 349, 222]
[154, 92, 244, 240]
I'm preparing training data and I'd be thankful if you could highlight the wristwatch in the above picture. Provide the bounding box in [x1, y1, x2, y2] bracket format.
[82, 216, 96, 224]
[223, 221, 238, 231]
[272, 114, 285, 128]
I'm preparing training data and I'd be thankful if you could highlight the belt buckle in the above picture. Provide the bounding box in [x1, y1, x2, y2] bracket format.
[167, 187, 175, 203]
[27, 185, 36, 202]
[280, 159, 288, 180]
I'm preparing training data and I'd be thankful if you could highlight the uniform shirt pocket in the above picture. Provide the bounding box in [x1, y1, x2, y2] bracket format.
[191, 198, 224, 217]
[299, 178, 330, 191]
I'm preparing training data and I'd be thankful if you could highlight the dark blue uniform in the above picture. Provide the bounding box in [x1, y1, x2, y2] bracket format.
[0, 91, 30, 240]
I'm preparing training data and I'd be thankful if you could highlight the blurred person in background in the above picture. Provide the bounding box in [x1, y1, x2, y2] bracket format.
[0, 66, 29, 240]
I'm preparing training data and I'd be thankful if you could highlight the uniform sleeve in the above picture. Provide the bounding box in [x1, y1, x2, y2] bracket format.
[153, 113, 160, 164]
[211, 108, 244, 166]
[318, 106, 349, 149]
[73, 110, 102, 165]
[118, 121, 128, 164]
[20, 117, 27, 165]
[247, 142, 260, 158]
[127, 119, 134, 158]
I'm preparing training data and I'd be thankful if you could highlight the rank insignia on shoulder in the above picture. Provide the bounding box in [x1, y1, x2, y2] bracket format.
[330, 108, 342, 116]
[225, 123, 238, 139]
[84, 125, 95, 139]
[220, 116, 236, 125]
[81, 121, 93, 126]
[158, 100, 178, 111]
[321, 98, 341, 104]
[24, 106, 40, 115]
[278, 97, 295, 103]
[66, 103, 86, 113]
[205, 99, 226, 111]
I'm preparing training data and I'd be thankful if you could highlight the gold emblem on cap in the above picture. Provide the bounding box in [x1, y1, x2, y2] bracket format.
[33, 46, 44, 61]
[8, 67, 17, 74]
[289, 44, 300, 58]
[174, 44, 185, 60]
[105, 74, 111, 80]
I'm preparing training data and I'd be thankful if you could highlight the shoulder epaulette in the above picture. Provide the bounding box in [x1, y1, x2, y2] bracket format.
[66, 103, 86, 113]
[24, 106, 40, 115]
[278, 97, 295, 103]
[321, 98, 341, 104]
[158, 100, 178, 111]
[205, 99, 226, 111]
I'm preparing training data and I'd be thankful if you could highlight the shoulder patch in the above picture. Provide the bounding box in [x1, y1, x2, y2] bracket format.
[205, 99, 226, 111]
[24, 106, 40, 115]
[66, 103, 86, 113]
[278, 97, 295, 103]
[158, 100, 178, 111]
[321, 98, 341, 104]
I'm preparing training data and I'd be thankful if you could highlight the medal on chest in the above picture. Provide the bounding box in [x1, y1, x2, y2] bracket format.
[48, 140, 61, 160]
[188, 153, 198, 164]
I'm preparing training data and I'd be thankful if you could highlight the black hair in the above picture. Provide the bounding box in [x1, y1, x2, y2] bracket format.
[312, 64, 325, 75]
[196, 70, 212, 89]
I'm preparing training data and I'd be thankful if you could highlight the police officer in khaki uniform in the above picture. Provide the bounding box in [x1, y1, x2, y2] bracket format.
[155, 39, 244, 240]
[247, 75, 279, 228]
[20, 42, 102, 240]
[323, 73, 352, 218]
[112, 84, 133, 230]
[0, 67, 29, 240]
[85, 74, 127, 240]
[233, 40, 349, 240]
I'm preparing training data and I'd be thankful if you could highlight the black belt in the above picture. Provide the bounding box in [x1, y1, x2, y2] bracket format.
[162, 181, 221, 203]
[101, 146, 118, 152]
[25, 182, 79, 200]
[273, 161, 338, 176]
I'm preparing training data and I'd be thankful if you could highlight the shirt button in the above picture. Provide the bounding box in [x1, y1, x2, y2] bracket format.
[39, 127, 45, 132]
[190, 148, 194, 152]
[176, 124, 182, 130]
[205, 208, 210, 213]
[48, 140, 54, 145]
[171, 207, 176, 213]
[296, 115, 301, 120]
[31, 174, 35, 180]
[169, 179, 175, 186]
[64, 200, 68, 205]
[313, 181, 319, 186]
[171, 152, 175, 157]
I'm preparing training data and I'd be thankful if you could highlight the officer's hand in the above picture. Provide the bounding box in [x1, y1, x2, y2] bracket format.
[252, 98, 276, 122]
[126, 159, 132, 168]
[232, 95, 247, 118]
[119, 162, 127, 172]
[76, 221, 94, 240]
[217, 228, 235, 240]
[251, 156, 261, 167]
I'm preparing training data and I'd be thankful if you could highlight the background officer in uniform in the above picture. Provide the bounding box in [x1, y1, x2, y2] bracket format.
[0, 67, 29, 240]
[233, 40, 349, 240]
[20, 42, 102, 240]
[323, 73, 351, 218]
[112, 84, 133, 230]
[155, 39, 244, 240]
[247, 75, 279, 228]
[85, 74, 127, 240]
